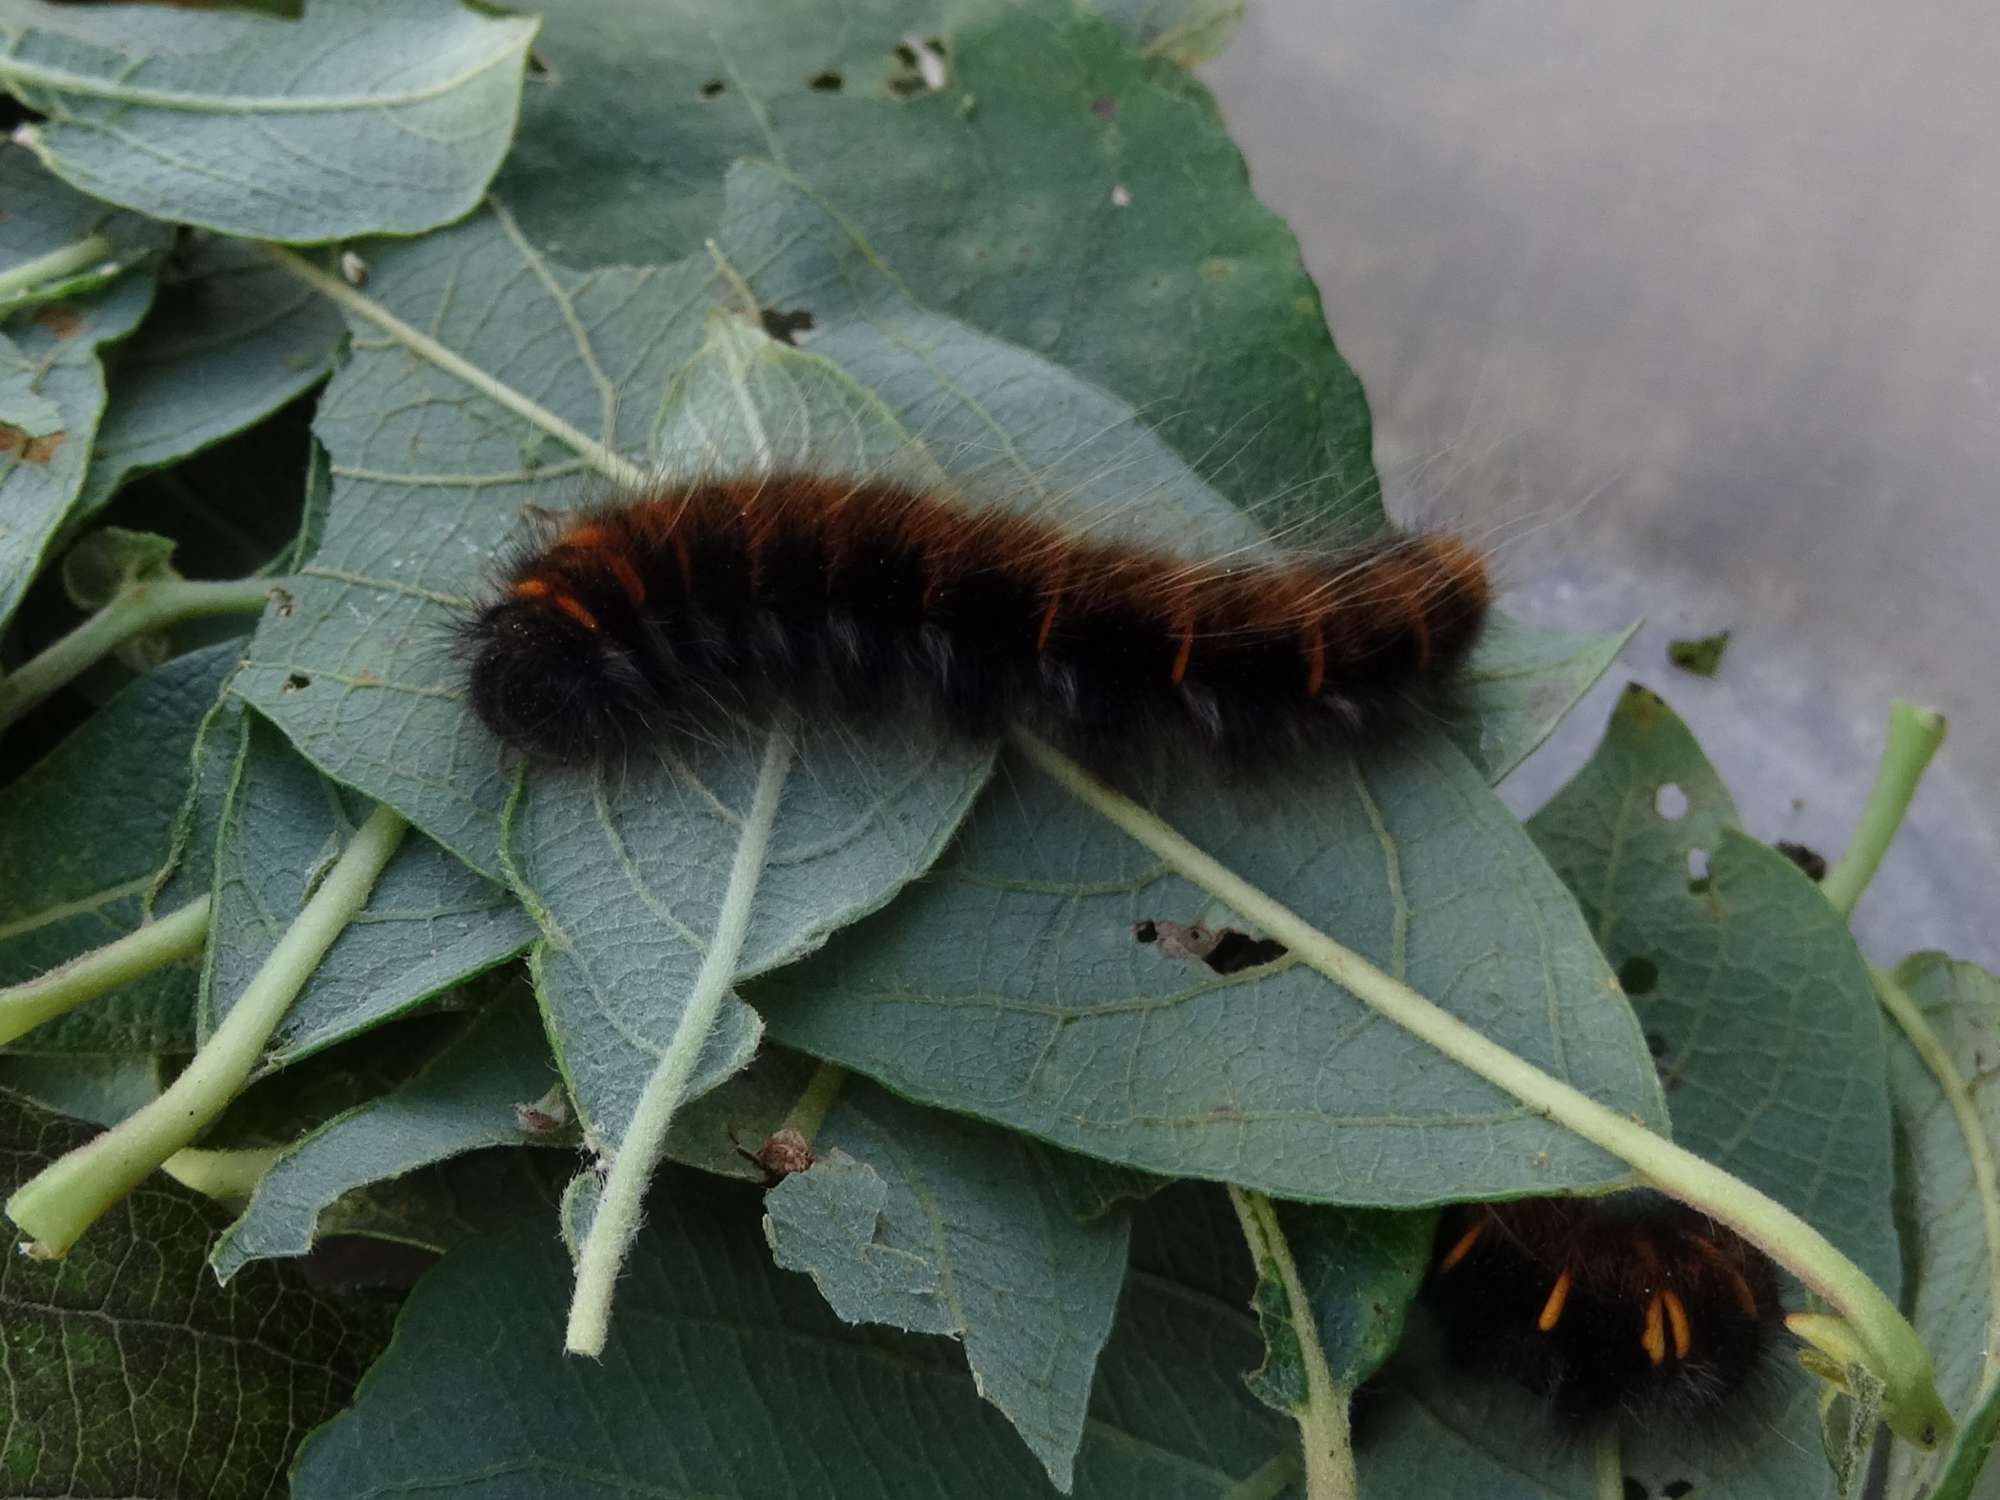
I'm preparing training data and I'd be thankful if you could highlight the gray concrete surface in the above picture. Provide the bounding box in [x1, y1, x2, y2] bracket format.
[1201, 0, 1997, 967]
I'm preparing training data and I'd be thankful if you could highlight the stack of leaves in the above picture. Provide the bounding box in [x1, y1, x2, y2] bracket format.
[0, 3, 1993, 1498]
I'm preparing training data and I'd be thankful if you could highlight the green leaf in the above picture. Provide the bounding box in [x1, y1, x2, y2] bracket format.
[0, 151, 171, 633]
[1881, 952, 2000, 1500]
[75, 235, 345, 520]
[0, 1087, 394, 1498]
[764, 1079, 1131, 1489]
[1447, 613, 1638, 784]
[0, 642, 237, 1055]
[1242, 1204, 1433, 1411]
[293, 1168, 1298, 1500]
[759, 728, 1665, 1204]
[203, 713, 535, 1068]
[0, 1052, 162, 1126]
[494, 0, 1373, 534]
[209, 985, 556, 1279]
[1365, 684, 1900, 1497]
[0, 0, 538, 242]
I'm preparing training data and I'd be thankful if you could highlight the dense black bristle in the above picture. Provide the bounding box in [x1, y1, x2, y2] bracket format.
[460, 472, 1492, 768]
[1423, 1194, 1785, 1428]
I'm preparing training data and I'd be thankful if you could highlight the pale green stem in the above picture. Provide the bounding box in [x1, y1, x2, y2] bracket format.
[6, 805, 407, 1256]
[0, 896, 210, 1047]
[0, 232, 113, 302]
[1226, 1185, 1356, 1500]
[1822, 701, 1947, 916]
[564, 722, 794, 1356]
[1009, 728, 1951, 1449]
[0, 576, 275, 732]
[260, 244, 649, 491]
[162, 1146, 282, 1201]
[777, 1059, 848, 1145]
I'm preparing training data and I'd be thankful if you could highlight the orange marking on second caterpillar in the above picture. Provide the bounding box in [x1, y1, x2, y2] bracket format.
[1036, 594, 1061, 652]
[1641, 1293, 1668, 1365]
[1439, 1218, 1486, 1270]
[1662, 1289, 1692, 1358]
[1536, 1269, 1573, 1332]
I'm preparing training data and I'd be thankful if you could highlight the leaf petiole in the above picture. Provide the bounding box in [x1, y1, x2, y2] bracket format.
[5, 804, 407, 1256]
[1228, 1185, 1357, 1500]
[0, 575, 274, 733]
[562, 721, 795, 1357]
[1822, 700, 1947, 916]
[0, 894, 211, 1047]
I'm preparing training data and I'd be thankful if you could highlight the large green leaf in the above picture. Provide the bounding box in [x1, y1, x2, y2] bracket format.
[758, 727, 1665, 1204]
[73, 235, 344, 521]
[0, 151, 170, 632]
[494, 0, 1373, 535]
[765, 1078, 1132, 1489]
[1882, 952, 2000, 1500]
[201, 713, 534, 1067]
[0, 1087, 393, 1499]
[0, 642, 237, 1055]
[0, 0, 537, 242]
[293, 1168, 1299, 1499]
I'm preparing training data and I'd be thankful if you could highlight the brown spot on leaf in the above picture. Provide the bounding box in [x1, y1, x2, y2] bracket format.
[0, 424, 66, 463]
[33, 304, 83, 339]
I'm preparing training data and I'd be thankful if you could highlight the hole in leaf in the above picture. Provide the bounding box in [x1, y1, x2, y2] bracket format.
[283, 672, 312, 693]
[1624, 1479, 1649, 1500]
[1663, 1484, 1695, 1500]
[1618, 956, 1659, 996]
[698, 79, 726, 99]
[809, 70, 843, 93]
[1135, 919, 1286, 975]
[759, 307, 815, 345]
[1645, 1030, 1670, 1059]
[1687, 848, 1710, 881]
[1655, 783, 1689, 820]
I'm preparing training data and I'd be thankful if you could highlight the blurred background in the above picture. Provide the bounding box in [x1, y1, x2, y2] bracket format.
[1201, 0, 1998, 968]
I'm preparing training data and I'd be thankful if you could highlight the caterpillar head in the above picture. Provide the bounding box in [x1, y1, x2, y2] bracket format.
[463, 597, 657, 763]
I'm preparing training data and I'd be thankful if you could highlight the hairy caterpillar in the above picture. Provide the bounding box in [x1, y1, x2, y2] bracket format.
[1423, 1195, 1786, 1426]
[462, 471, 1491, 766]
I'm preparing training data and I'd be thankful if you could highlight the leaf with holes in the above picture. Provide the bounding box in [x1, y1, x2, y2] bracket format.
[757, 725, 1666, 1205]
[494, 0, 1370, 538]
[0, 0, 537, 242]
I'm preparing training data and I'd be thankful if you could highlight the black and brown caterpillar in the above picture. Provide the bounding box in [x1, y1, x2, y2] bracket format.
[462, 471, 1491, 765]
